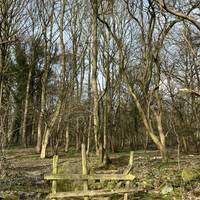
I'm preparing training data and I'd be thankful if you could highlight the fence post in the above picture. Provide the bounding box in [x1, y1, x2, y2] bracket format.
[52, 155, 58, 200]
[81, 143, 89, 200]
[124, 151, 134, 200]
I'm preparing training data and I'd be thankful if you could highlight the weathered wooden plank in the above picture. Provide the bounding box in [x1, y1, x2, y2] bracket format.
[44, 174, 135, 181]
[81, 144, 88, 200]
[52, 155, 58, 200]
[95, 170, 118, 174]
[124, 151, 134, 200]
[48, 189, 136, 198]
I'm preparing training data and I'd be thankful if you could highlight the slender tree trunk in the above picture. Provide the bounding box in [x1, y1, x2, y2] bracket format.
[103, 22, 111, 152]
[40, 0, 66, 158]
[40, 103, 62, 158]
[36, 46, 48, 152]
[0, 34, 5, 112]
[30, 110, 36, 145]
[36, 111, 44, 152]
[21, 66, 32, 147]
[36, 46, 49, 153]
[65, 121, 69, 152]
[155, 110, 167, 160]
[91, 0, 100, 156]
[0, 48, 6, 150]
[86, 115, 92, 155]
[103, 101, 108, 150]
[76, 118, 80, 151]
[86, 49, 92, 155]
[36, 3, 54, 153]
[154, 56, 167, 161]
[0, 79, 3, 111]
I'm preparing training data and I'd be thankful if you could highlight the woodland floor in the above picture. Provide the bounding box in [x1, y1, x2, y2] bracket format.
[0, 147, 200, 200]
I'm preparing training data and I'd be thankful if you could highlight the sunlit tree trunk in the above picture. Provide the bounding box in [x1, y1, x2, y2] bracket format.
[102, 21, 111, 152]
[86, 51, 92, 155]
[36, 3, 54, 153]
[36, 40, 48, 153]
[65, 121, 69, 152]
[40, 0, 66, 158]
[86, 115, 92, 155]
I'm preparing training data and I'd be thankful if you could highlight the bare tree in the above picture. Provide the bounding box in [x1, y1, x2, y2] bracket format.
[40, 0, 66, 158]
[36, 0, 55, 153]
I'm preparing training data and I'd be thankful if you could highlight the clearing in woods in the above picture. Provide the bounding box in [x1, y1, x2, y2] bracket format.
[0, 147, 200, 199]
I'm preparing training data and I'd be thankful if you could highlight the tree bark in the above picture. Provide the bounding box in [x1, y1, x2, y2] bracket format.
[40, 0, 66, 158]
[65, 122, 69, 152]
[91, 0, 100, 156]
[36, 2, 54, 153]
[21, 66, 32, 147]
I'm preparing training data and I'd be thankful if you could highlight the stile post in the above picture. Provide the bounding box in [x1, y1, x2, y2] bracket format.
[81, 143, 89, 200]
[52, 155, 58, 200]
[124, 151, 134, 200]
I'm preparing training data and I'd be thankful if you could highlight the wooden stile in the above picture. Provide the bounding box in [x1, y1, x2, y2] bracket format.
[52, 155, 58, 200]
[124, 151, 134, 200]
[49, 188, 136, 198]
[45, 174, 135, 181]
[82, 143, 89, 200]
[44, 146, 135, 199]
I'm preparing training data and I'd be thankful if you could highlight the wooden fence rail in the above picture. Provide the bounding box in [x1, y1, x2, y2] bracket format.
[44, 144, 135, 199]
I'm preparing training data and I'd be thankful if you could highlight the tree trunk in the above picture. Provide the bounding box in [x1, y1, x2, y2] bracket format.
[21, 66, 32, 147]
[36, 3, 54, 153]
[155, 111, 167, 161]
[91, 0, 100, 156]
[40, 0, 66, 158]
[65, 121, 69, 152]
[36, 46, 48, 152]
[0, 78, 3, 111]
[86, 115, 92, 155]
[40, 103, 62, 158]
[76, 118, 80, 151]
